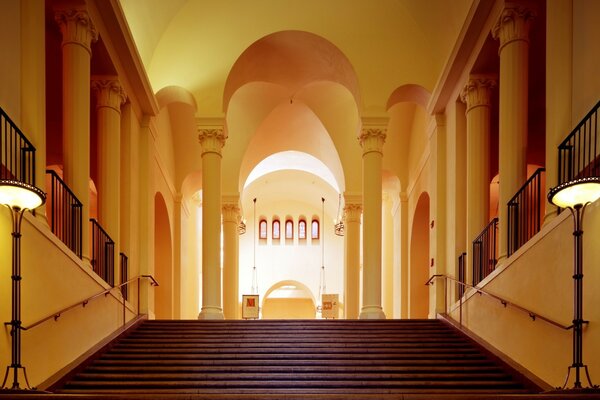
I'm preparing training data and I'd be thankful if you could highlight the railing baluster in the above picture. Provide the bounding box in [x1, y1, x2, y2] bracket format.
[90, 219, 115, 287]
[46, 170, 83, 258]
[558, 101, 600, 185]
[0, 107, 36, 186]
[507, 168, 545, 257]
[472, 218, 498, 285]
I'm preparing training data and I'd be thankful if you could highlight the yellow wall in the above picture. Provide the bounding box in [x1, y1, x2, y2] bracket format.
[0, 214, 137, 387]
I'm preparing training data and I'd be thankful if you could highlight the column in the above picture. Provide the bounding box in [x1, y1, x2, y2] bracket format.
[222, 195, 241, 319]
[343, 193, 361, 319]
[382, 192, 394, 317]
[429, 113, 448, 316]
[544, 0, 572, 224]
[92, 77, 126, 275]
[358, 128, 386, 319]
[492, 3, 535, 261]
[399, 192, 409, 318]
[460, 75, 496, 283]
[55, 6, 97, 263]
[198, 128, 226, 320]
[20, 0, 47, 223]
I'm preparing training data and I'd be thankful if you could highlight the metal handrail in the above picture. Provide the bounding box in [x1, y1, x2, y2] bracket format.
[425, 274, 569, 330]
[22, 275, 159, 331]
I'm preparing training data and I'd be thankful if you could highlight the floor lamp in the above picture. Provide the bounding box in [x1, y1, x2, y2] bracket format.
[548, 176, 600, 390]
[0, 180, 46, 391]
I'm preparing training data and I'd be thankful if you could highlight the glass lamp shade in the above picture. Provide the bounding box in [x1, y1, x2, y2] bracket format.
[0, 180, 46, 210]
[548, 177, 600, 208]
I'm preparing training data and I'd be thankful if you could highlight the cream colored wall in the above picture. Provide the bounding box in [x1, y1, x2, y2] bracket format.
[572, 0, 600, 121]
[0, 213, 137, 388]
[179, 197, 201, 319]
[240, 170, 344, 317]
[0, 0, 21, 118]
[449, 203, 600, 386]
[262, 298, 316, 319]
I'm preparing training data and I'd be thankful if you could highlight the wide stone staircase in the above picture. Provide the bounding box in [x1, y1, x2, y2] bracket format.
[40, 318, 547, 399]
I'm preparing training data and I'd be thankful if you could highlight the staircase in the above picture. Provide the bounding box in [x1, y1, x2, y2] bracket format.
[45, 319, 543, 398]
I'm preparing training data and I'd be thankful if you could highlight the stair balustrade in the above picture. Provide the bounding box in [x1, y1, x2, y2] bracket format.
[46, 170, 82, 258]
[0, 107, 36, 186]
[120, 253, 129, 301]
[558, 100, 600, 185]
[90, 218, 115, 286]
[472, 218, 498, 285]
[507, 168, 545, 257]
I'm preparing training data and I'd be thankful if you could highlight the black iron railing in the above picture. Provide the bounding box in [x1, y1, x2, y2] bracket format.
[558, 101, 599, 184]
[0, 107, 36, 185]
[507, 168, 545, 257]
[46, 170, 82, 258]
[120, 253, 129, 301]
[473, 218, 498, 285]
[457, 252, 466, 300]
[90, 219, 115, 286]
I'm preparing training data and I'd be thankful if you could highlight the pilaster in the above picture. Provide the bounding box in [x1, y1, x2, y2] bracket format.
[343, 193, 362, 319]
[222, 195, 241, 319]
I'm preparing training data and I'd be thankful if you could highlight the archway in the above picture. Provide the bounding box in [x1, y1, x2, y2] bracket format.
[262, 280, 316, 319]
[409, 192, 430, 318]
[154, 193, 173, 319]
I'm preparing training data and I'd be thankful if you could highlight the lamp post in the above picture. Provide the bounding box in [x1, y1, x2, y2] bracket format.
[548, 176, 600, 390]
[0, 180, 45, 391]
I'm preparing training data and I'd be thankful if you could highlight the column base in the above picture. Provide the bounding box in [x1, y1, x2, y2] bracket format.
[198, 306, 224, 320]
[359, 305, 386, 319]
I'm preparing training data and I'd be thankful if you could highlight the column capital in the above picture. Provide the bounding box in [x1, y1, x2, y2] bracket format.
[91, 77, 127, 113]
[344, 203, 363, 223]
[358, 128, 386, 155]
[54, 7, 98, 54]
[198, 128, 226, 156]
[222, 203, 241, 224]
[492, 3, 536, 51]
[460, 74, 498, 112]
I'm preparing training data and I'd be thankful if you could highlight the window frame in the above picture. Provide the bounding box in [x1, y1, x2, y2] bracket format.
[259, 219, 268, 239]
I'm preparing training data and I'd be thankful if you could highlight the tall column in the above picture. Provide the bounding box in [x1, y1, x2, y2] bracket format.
[429, 113, 448, 316]
[343, 193, 362, 319]
[198, 128, 226, 320]
[544, 0, 572, 225]
[492, 3, 535, 261]
[222, 195, 241, 319]
[382, 192, 394, 317]
[461, 75, 497, 283]
[55, 6, 97, 263]
[20, 0, 47, 224]
[92, 77, 126, 276]
[399, 192, 409, 318]
[358, 128, 386, 319]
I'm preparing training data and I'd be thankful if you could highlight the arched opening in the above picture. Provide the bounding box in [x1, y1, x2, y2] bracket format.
[262, 280, 316, 319]
[154, 193, 173, 319]
[409, 192, 430, 318]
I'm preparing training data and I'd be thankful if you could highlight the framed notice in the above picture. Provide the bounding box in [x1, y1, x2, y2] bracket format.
[321, 293, 339, 319]
[242, 294, 259, 319]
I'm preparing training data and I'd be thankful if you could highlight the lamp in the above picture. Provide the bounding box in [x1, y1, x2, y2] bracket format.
[0, 180, 45, 392]
[548, 176, 600, 390]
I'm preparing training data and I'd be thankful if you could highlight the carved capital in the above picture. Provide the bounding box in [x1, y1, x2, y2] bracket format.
[222, 203, 241, 224]
[198, 128, 226, 156]
[460, 75, 497, 112]
[91, 77, 127, 112]
[344, 203, 363, 223]
[54, 8, 98, 54]
[492, 4, 536, 51]
[358, 128, 386, 155]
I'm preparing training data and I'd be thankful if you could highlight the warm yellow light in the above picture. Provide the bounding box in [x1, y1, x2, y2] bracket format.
[548, 177, 600, 208]
[0, 180, 46, 210]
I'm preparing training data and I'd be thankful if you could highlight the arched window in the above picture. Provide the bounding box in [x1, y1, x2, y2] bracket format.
[311, 219, 320, 239]
[285, 219, 294, 239]
[259, 219, 267, 239]
[298, 219, 307, 239]
[272, 219, 280, 239]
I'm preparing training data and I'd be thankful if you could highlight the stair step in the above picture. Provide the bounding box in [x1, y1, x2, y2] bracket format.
[51, 319, 541, 396]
